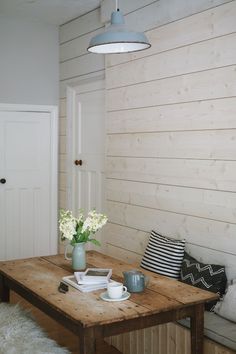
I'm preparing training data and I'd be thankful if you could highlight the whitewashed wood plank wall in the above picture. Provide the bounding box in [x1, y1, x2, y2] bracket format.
[104, 1, 236, 353]
[104, 0, 236, 280]
[59, 0, 236, 352]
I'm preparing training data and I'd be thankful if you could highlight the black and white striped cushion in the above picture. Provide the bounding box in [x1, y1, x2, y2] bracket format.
[140, 231, 185, 278]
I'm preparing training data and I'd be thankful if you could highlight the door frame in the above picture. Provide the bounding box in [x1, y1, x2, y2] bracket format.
[0, 103, 58, 254]
[66, 74, 105, 211]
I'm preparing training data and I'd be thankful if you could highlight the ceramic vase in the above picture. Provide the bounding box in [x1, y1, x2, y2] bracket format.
[65, 242, 86, 271]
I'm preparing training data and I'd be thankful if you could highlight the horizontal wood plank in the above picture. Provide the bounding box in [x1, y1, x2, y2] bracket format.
[107, 98, 236, 134]
[106, 157, 236, 192]
[105, 222, 149, 255]
[107, 179, 236, 224]
[106, 244, 143, 265]
[107, 129, 236, 160]
[60, 28, 103, 62]
[106, 201, 236, 257]
[107, 32, 236, 89]
[60, 9, 102, 44]
[60, 53, 104, 81]
[107, 65, 236, 111]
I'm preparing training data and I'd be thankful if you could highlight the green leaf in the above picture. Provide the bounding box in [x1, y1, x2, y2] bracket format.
[89, 239, 101, 246]
[70, 239, 77, 246]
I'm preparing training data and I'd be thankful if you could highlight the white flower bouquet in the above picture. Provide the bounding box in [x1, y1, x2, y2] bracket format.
[59, 209, 108, 246]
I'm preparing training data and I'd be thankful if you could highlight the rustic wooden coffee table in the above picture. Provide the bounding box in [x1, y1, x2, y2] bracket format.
[0, 251, 218, 354]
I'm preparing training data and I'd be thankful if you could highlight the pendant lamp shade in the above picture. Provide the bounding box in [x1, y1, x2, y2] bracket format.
[87, 9, 151, 54]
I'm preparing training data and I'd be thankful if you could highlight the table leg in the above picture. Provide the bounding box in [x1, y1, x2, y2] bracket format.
[190, 303, 204, 354]
[0, 275, 10, 302]
[79, 331, 96, 354]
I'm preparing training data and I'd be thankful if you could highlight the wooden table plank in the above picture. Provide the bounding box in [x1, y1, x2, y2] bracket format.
[87, 251, 218, 304]
[0, 252, 219, 354]
[0, 257, 152, 328]
[44, 252, 218, 305]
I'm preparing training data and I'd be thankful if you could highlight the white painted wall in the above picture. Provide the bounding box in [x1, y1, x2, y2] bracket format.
[0, 16, 59, 105]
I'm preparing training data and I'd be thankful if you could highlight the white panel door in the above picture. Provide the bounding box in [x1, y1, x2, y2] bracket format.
[71, 80, 105, 231]
[0, 110, 55, 260]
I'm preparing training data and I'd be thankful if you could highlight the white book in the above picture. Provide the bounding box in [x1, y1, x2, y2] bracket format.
[75, 268, 112, 284]
[62, 275, 108, 293]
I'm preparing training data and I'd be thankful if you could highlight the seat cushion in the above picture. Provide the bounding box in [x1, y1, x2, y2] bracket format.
[140, 230, 185, 279]
[178, 312, 236, 351]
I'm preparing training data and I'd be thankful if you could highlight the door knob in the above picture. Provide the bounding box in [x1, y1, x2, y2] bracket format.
[0, 178, 6, 184]
[74, 159, 82, 166]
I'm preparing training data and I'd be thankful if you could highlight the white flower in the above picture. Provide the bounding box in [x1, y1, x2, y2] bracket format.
[59, 210, 77, 241]
[81, 210, 108, 233]
[59, 219, 76, 240]
[76, 211, 84, 224]
[59, 209, 108, 245]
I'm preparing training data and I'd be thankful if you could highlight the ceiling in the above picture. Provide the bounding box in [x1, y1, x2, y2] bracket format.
[0, 0, 101, 25]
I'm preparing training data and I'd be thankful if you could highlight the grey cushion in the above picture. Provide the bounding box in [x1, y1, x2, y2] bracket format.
[178, 311, 236, 351]
[214, 281, 236, 323]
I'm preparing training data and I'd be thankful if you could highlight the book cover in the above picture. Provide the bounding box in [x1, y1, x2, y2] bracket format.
[62, 275, 108, 293]
[75, 268, 112, 284]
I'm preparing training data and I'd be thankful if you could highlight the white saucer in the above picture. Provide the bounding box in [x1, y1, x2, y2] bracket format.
[100, 291, 131, 302]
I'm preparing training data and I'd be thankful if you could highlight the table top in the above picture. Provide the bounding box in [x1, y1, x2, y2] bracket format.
[0, 251, 218, 329]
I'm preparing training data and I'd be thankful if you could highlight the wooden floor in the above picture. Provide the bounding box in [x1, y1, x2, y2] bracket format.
[10, 291, 121, 354]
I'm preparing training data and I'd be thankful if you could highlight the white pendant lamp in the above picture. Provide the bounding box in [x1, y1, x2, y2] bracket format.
[87, 0, 151, 54]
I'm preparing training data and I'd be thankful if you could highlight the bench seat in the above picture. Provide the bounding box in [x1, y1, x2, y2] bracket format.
[178, 312, 236, 352]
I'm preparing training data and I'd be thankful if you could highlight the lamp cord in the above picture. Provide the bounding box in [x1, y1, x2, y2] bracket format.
[116, 0, 119, 11]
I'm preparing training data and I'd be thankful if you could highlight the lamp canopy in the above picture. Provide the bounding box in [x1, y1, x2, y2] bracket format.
[87, 8, 151, 54]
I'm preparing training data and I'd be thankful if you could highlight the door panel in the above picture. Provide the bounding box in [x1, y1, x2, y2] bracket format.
[71, 80, 105, 247]
[5, 121, 39, 170]
[0, 111, 53, 260]
[72, 82, 105, 215]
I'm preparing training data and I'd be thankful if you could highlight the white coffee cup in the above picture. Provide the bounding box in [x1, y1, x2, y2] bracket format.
[107, 282, 127, 299]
